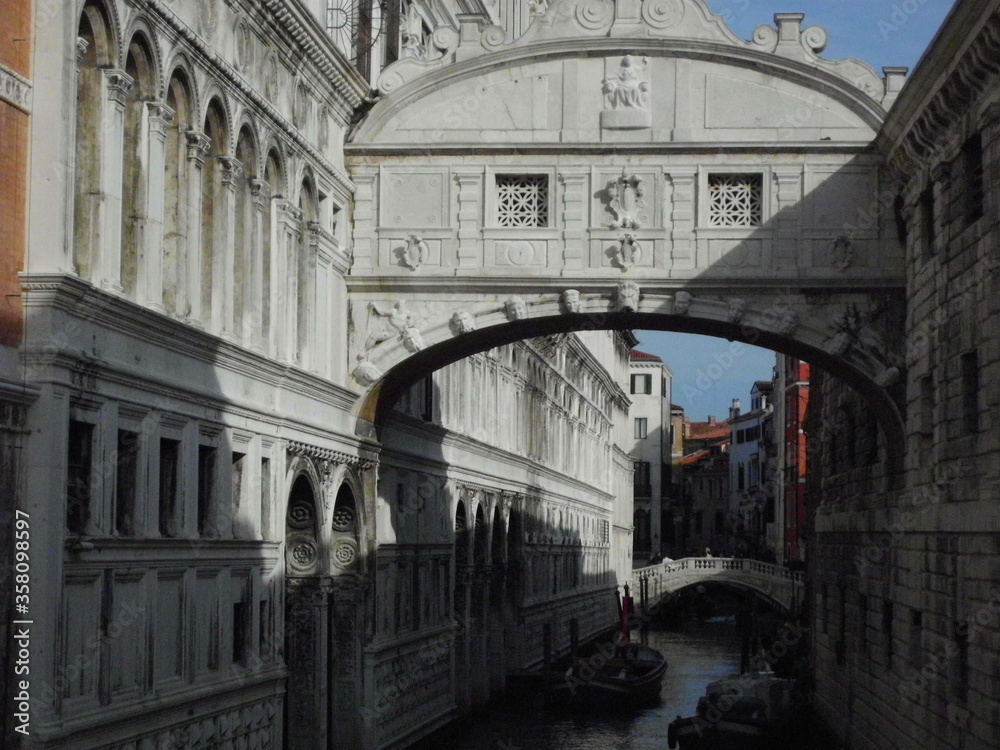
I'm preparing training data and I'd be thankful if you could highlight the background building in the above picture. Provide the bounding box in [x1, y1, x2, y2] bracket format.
[729, 382, 775, 560]
[627, 349, 673, 563]
[774, 354, 810, 565]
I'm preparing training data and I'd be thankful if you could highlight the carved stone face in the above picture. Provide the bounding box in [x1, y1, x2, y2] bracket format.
[728, 298, 748, 323]
[451, 310, 475, 334]
[616, 282, 640, 312]
[401, 326, 425, 352]
[674, 291, 693, 315]
[505, 296, 527, 321]
[561, 289, 581, 314]
[779, 310, 799, 335]
[353, 357, 382, 387]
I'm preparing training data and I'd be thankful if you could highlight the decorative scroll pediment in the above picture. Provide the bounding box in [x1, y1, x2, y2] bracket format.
[373, 0, 894, 108]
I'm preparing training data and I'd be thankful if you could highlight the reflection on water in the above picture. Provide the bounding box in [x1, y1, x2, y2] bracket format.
[412, 619, 745, 750]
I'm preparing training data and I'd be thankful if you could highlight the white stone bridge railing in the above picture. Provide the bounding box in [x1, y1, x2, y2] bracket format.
[629, 557, 805, 614]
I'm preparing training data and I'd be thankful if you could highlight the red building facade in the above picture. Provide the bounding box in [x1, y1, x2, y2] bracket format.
[782, 357, 810, 562]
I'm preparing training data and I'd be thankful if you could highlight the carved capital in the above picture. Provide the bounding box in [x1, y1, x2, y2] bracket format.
[185, 129, 212, 165]
[76, 37, 91, 64]
[103, 69, 134, 106]
[250, 178, 270, 207]
[277, 200, 304, 225]
[146, 101, 175, 137]
[218, 156, 243, 188]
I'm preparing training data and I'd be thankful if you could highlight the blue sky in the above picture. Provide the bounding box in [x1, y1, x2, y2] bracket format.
[636, 0, 956, 421]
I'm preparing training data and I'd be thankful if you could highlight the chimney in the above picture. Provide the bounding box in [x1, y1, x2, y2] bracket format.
[730, 399, 741, 420]
[708, 416, 716, 426]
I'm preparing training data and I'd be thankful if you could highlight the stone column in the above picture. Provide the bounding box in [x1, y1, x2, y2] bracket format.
[140, 101, 175, 311]
[217, 157, 243, 339]
[455, 564, 475, 710]
[99, 69, 133, 292]
[285, 577, 333, 750]
[300, 222, 322, 373]
[250, 179, 270, 351]
[276, 201, 303, 364]
[453, 168, 484, 269]
[667, 168, 697, 271]
[558, 170, 588, 270]
[330, 576, 364, 750]
[772, 167, 804, 271]
[351, 167, 377, 270]
[183, 131, 211, 325]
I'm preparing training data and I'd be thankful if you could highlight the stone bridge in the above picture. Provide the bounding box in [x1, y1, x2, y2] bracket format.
[630, 557, 806, 613]
[344, 0, 912, 475]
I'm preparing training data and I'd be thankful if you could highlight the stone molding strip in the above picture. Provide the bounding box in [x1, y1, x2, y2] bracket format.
[287, 440, 374, 470]
[0, 63, 31, 113]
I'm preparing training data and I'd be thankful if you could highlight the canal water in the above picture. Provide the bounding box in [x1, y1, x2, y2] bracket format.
[412, 618, 760, 750]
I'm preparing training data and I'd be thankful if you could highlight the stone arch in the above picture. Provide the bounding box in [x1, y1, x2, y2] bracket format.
[473, 502, 487, 566]
[297, 168, 320, 222]
[453, 498, 469, 566]
[163, 53, 201, 122]
[353, 295, 906, 479]
[200, 96, 230, 330]
[199, 84, 234, 153]
[233, 124, 258, 341]
[73, 0, 117, 280]
[120, 19, 162, 92]
[490, 504, 504, 566]
[163, 67, 194, 315]
[120, 28, 158, 298]
[284, 470, 323, 577]
[330, 482, 361, 574]
[263, 140, 288, 198]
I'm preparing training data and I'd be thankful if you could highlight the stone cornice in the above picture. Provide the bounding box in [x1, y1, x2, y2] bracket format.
[878, 4, 1000, 176]
[139, 0, 362, 198]
[287, 440, 374, 470]
[346, 141, 877, 156]
[18, 272, 359, 412]
[359, 35, 887, 141]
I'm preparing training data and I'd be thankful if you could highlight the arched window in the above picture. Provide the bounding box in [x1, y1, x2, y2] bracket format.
[121, 33, 156, 297]
[163, 70, 192, 315]
[201, 100, 228, 330]
[234, 128, 257, 341]
[454, 501, 468, 566]
[73, 2, 114, 279]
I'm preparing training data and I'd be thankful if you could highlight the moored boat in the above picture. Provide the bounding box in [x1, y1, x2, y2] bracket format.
[548, 643, 668, 707]
[667, 671, 798, 749]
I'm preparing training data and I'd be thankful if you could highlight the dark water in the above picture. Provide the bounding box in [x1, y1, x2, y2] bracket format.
[412, 619, 757, 750]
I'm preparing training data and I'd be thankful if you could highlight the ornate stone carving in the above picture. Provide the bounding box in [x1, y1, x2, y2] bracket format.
[76, 36, 90, 64]
[332, 538, 359, 569]
[875, 366, 901, 388]
[235, 16, 253, 72]
[642, 0, 685, 29]
[401, 325, 425, 352]
[103, 69, 134, 106]
[353, 356, 381, 386]
[829, 235, 853, 270]
[728, 298, 748, 323]
[504, 296, 528, 321]
[146, 101, 174, 137]
[218, 156, 243, 188]
[778, 309, 800, 336]
[607, 170, 646, 230]
[263, 51, 279, 103]
[450, 310, 476, 335]
[614, 281, 640, 313]
[250, 178, 270, 208]
[576, 0, 614, 31]
[826, 331, 852, 356]
[366, 300, 419, 350]
[673, 291, 693, 315]
[397, 234, 429, 271]
[612, 234, 642, 271]
[601, 56, 650, 129]
[560, 289, 581, 314]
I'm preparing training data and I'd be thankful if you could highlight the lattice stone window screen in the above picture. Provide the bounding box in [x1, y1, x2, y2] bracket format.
[496, 174, 549, 227]
[708, 173, 763, 227]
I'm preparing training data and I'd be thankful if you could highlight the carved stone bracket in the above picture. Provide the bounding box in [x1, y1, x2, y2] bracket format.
[185, 129, 212, 166]
[103, 69, 134, 106]
[614, 281, 640, 312]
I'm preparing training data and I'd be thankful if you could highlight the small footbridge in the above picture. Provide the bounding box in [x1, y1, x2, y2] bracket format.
[629, 558, 806, 615]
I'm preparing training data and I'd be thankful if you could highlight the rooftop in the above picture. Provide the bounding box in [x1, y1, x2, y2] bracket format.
[630, 349, 663, 362]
